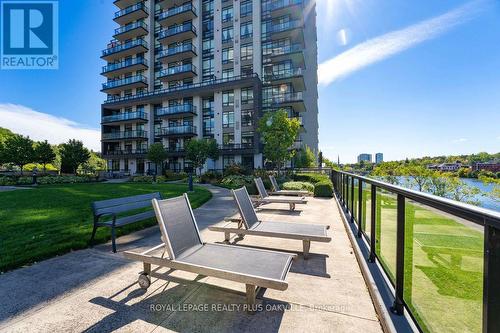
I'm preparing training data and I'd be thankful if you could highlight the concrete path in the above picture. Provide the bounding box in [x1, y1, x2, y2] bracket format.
[0, 185, 381, 333]
[0, 186, 32, 192]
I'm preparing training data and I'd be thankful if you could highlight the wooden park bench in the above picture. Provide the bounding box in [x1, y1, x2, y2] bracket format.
[90, 192, 162, 252]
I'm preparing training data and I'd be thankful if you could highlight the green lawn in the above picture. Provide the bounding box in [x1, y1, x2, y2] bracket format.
[0, 183, 212, 272]
[352, 185, 483, 333]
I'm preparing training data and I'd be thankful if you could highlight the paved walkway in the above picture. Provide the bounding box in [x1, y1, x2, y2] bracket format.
[0, 185, 381, 332]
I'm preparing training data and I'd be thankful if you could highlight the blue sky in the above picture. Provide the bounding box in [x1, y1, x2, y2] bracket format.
[0, 0, 499, 162]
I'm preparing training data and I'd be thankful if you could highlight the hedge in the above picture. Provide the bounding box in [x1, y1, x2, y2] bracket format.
[313, 179, 334, 197]
[282, 181, 314, 193]
[292, 172, 330, 184]
[0, 175, 96, 186]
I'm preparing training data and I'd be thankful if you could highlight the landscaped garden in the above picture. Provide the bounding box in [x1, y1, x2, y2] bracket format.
[0, 182, 212, 272]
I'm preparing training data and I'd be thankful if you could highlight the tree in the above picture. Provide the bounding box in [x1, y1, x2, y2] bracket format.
[79, 152, 106, 175]
[59, 139, 91, 174]
[147, 143, 167, 180]
[34, 140, 56, 173]
[258, 110, 300, 172]
[294, 145, 316, 168]
[401, 164, 432, 192]
[3, 135, 35, 175]
[185, 138, 219, 175]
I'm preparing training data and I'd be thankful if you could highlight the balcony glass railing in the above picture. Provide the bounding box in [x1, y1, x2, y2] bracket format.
[264, 68, 302, 81]
[158, 3, 196, 21]
[104, 148, 148, 156]
[158, 22, 196, 39]
[102, 38, 148, 57]
[263, 0, 302, 12]
[114, 2, 148, 19]
[102, 57, 147, 74]
[270, 20, 302, 34]
[102, 130, 148, 140]
[263, 43, 302, 56]
[158, 44, 196, 58]
[101, 112, 148, 123]
[114, 20, 147, 36]
[265, 92, 303, 105]
[155, 126, 197, 136]
[159, 64, 197, 77]
[156, 104, 197, 117]
[102, 75, 147, 90]
[219, 143, 254, 150]
[332, 170, 500, 333]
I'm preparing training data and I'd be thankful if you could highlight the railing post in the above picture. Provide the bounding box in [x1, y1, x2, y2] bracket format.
[392, 194, 405, 315]
[343, 174, 347, 207]
[350, 177, 355, 223]
[357, 179, 363, 238]
[483, 222, 500, 333]
[368, 184, 376, 262]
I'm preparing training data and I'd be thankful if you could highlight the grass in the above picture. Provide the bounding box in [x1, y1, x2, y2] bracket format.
[351, 185, 483, 333]
[0, 182, 212, 272]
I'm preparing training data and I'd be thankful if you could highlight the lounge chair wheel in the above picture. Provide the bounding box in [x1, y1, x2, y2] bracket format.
[138, 273, 151, 289]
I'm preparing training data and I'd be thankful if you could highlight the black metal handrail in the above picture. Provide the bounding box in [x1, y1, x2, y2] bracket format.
[331, 170, 500, 333]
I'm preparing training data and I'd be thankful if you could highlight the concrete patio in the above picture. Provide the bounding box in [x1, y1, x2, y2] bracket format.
[0, 186, 382, 332]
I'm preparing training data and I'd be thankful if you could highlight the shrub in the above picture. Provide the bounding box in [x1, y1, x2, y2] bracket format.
[224, 164, 247, 176]
[0, 176, 16, 186]
[200, 171, 222, 184]
[131, 175, 154, 183]
[282, 181, 314, 193]
[220, 175, 253, 188]
[314, 180, 334, 197]
[37, 175, 95, 184]
[292, 172, 330, 184]
[164, 171, 188, 181]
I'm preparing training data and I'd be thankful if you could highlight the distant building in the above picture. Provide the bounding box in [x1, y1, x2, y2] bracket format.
[427, 162, 462, 172]
[375, 153, 383, 164]
[471, 161, 500, 172]
[357, 154, 372, 163]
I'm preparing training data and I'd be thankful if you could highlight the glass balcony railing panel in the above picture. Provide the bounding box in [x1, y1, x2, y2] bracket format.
[102, 75, 147, 90]
[263, 44, 302, 56]
[114, 2, 148, 19]
[158, 22, 196, 39]
[270, 20, 302, 33]
[353, 179, 359, 222]
[375, 187, 398, 283]
[102, 57, 147, 73]
[101, 112, 148, 123]
[158, 3, 196, 20]
[403, 200, 483, 333]
[265, 68, 302, 81]
[156, 126, 197, 136]
[102, 38, 148, 57]
[159, 64, 197, 77]
[114, 20, 147, 35]
[263, 0, 302, 12]
[156, 104, 196, 116]
[102, 130, 148, 140]
[158, 44, 196, 58]
[361, 182, 372, 240]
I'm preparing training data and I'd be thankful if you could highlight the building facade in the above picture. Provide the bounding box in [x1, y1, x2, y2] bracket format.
[375, 153, 383, 164]
[100, 0, 319, 174]
[357, 153, 372, 163]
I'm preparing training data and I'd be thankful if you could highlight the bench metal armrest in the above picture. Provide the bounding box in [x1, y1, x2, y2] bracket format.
[95, 212, 117, 226]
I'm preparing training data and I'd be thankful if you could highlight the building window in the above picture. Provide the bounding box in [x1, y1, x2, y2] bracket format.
[202, 97, 215, 136]
[241, 110, 253, 126]
[222, 27, 233, 43]
[202, 56, 214, 79]
[222, 6, 233, 22]
[223, 133, 235, 145]
[223, 155, 235, 167]
[240, 43, 253, 61]
[241, 64, 253, 77]
[240, 0, 252, 17]
[241, 87, 254, 104]
[222, 68, 234, 79]
[242, 132, 254, 146]
[222, 90, 234, 106]
[203, 38, 214, 54]
[223, 111, 234, 128]
[240, 22, 253, 39]
[222, 47, 233, 64]
[111, 159, 120, 171]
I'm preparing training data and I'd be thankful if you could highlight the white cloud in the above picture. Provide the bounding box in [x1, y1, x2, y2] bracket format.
[0, 104, 100, 151]
[453, 138, 468, 143]
[318, 0, 489, 86]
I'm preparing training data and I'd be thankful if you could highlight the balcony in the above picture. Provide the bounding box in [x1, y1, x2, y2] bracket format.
[103, 148, 148, 157]
[219, 143, 255, 154]
[101, 111, 148, 125]
[156, 104, 197, 117]
[113, 0, 141, 10]
[155, 126, 197, 137]
[158, 22, 197, 44]
[265, 92, 305, 112]
[165, 147, 186, 156]
[114, 2, 148, 25]
[158, 64, 197, 81]
[102, 130, 148, 141]
[157, 0, 187, 10]
[101, 75, 147, 94]
[267, 20, 304, 44]
[264, 68, 305, 91]
[157, 3, 197, 27]
[264, 44, 305, 67]
[113, 21, 148, 41]
[101, 57, 148, 77]
[158, 44, 197, 63]
[263, 0, 303, 18]
[101, 38, 148, 61]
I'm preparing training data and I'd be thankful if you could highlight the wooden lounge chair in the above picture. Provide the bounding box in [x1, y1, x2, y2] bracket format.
[209, 187, 331, 259]
[269, 175, 309, 196]
[123, 194, 296, 308]
[253, 177, 307, 211]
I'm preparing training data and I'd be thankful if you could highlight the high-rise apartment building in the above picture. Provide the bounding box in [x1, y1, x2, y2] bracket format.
[101, 0, 318, 174]
[357, 153, 372, 163]
[375, 153, 383, 164]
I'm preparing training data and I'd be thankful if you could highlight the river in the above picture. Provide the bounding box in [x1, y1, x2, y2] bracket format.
[460, 178, 499, 211]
